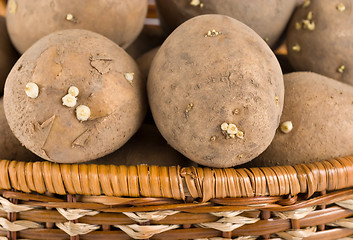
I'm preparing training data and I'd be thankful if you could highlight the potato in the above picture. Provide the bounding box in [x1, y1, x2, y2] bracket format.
[287, 0, 353, 85]
[136, 47, 159, 81]
[252, 72, 353, 166]
[0, 16, 19, 94]
[0, 98, 39, 161]
[4, 29, 147, 163]
[148, 15, 284, 168]
[156, 0, 297, 48]
[6, 0, 148, 53]
[88, 124, 195, 166]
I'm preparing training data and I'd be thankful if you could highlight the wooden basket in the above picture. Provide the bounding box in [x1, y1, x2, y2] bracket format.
[2, 1, 353, 240]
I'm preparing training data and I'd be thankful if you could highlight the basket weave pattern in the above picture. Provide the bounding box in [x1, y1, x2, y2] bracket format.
[1, 157, 353, 239]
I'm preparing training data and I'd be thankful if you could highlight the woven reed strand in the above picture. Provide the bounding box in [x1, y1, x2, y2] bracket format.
[1, 156, 353, 201]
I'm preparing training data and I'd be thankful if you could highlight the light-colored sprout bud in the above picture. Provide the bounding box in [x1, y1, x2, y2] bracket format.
[337, 3, 346, 12]
[292, 44, 301, 52]
[62, 94, 77, 108]
[221, 122, 229, 131]
[227, 123, 238, 135]
[8, 0, 17, 14]
[275, 96, 280, 106]
[338, 65, 345, 73]
[66, 13, 74, 21]
[280, 121, 293, 134]
[229, 134, 235, 139]
[190, 0, 200, 6]
[236, 131, 244, 139]
[76, 105, 91, 121]
[295, 22, 302, 30]
[303, 0, 310, 8]
[68, 86, 79, 97]
[124, 73, 134, 84]
[307, 11, 313, 20]
[25, 82, 39, 99]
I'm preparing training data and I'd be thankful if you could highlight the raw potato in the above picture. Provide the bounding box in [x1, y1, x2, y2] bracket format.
[0, 98, 39, 161]
[136, 47, 160, 125]
[148, 15, 284, 168]
[4, 29, 147, 163]
[0, 16, 18, 94]
[253, 72, 353, 166]
[156, 0, 297, 48]
[88, 124, 195, 167]
[287, 0, 353, 85]
[136, 47, 160, 81]
[6, 0, 148, 53]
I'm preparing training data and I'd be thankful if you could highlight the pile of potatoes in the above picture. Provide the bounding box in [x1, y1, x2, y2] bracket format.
[1, 0, 353, 170]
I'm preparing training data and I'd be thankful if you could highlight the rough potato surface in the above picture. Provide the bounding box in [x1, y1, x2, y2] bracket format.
[6, 0, 147, 53]
[4, 29, 146, 163]
[148, 15, 284, 167]
[0, 98, 39, 161]
[287, 0, 353, 85]
[253, 72, 353, 166]
[156, 0, 297, 48]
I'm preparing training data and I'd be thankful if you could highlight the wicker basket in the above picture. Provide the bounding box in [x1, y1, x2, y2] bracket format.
[2, 156, 353, 240]
[2, 1, 353, 240]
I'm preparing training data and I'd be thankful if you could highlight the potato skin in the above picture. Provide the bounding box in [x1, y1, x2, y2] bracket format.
[287, 0, 353, 85]
[0, 98, 39, 161]
[88, 124, 195, 167]
[4, 29, 146, 163]
[253, 72, 353, 166]
[156, 0, 297, 48]
[0, 16, 18, 94]
[136, 47, 159, 81]
[6, 0, 147, 53]
[148, 15, 284, 168]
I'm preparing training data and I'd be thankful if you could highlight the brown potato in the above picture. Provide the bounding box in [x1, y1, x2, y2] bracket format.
[252, 72, 353, 166]
[88, 124, 195, 167]
[6, 0, 148, 53]
[287, 0, 353, 85]
[148, 15, 284, 168]
[136, 47, 160, 81]
[4, 29, 147, 163]
[156, 0, 297, 48]
[0, 16, 19, 94]
[0, 98, 39, 161]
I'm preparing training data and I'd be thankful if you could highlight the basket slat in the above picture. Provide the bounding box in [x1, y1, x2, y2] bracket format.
[2, 156, 353, 202]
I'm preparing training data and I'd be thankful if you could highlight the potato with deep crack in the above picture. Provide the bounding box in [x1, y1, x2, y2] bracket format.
[4, 29, 146, 163]
[148, 15, 284, 167]
[6, 0, 148, 53]
[251, 72, 353, 166]
[156, 0, 298, 48]
[0, 16, 19, 94]
[0, 98, 39, 161]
